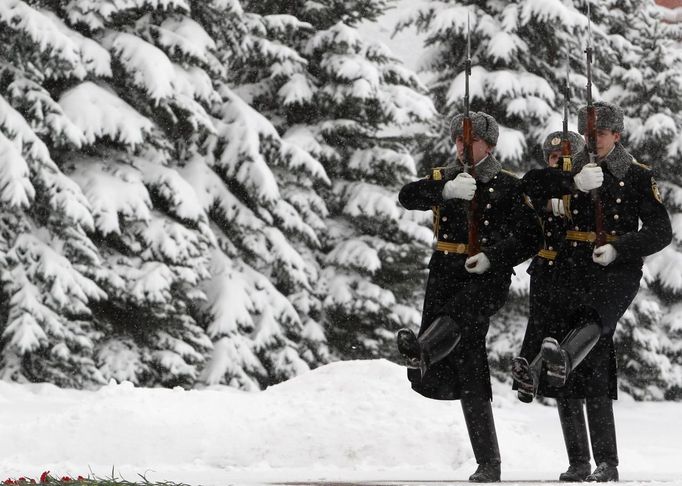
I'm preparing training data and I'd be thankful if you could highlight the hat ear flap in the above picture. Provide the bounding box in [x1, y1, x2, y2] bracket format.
[450, 114, 463, 143]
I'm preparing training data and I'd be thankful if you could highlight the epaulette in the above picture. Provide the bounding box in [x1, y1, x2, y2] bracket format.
[631, 159, 651, 171]
[425, 166, 447, 180]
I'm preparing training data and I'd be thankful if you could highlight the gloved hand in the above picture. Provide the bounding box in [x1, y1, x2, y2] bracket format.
[465, 252, 491, 274]
[573, 163, 603, 192]
[442, 172, 477, 201]
[550, 198, 565, 217]
[593, 244, 617, 266]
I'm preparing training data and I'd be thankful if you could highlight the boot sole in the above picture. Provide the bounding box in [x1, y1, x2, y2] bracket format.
[541, 338, 568, 387]
[396, 330, 419, 359]
[511, 358, 535, 402]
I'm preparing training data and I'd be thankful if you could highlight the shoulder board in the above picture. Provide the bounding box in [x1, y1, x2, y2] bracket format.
[631, 159, 651, 170]
[499, 169, 519, 179]
[428, 166, 447, 180]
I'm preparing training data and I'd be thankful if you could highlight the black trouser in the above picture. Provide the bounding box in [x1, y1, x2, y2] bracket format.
[557, 396, 618, 467]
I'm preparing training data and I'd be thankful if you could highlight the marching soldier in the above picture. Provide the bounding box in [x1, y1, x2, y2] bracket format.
[396, 112, 540, 482]
[516, 101, 672, 482]
[512, 130, 585, 404]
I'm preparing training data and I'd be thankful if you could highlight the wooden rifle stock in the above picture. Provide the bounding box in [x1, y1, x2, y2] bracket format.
[586, 106, 606, 247]
[463, 117, 480, 256]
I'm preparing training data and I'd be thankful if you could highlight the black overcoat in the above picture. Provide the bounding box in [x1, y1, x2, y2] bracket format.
[399, 156, 540, 400]
[520, 144, 672, 398]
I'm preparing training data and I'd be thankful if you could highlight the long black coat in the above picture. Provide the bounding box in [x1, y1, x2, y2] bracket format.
[399, 156, 540, 400]
[520, 144, 672, 398]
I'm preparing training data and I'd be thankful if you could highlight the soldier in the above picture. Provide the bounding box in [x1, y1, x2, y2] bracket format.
[512, 130, 585, 404]
[516, 101, 672, 482]
[396, 112, 540, 483]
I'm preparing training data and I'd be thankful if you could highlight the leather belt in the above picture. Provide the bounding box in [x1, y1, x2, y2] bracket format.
[435, 241, 468, 254]
[537, 249, 558, 260]
[565, 230, 618, 243]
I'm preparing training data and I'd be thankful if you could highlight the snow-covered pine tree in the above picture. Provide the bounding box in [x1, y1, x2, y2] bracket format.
[1, 0, 332, 390]
[188, 4, 336, 389]
[241, 0, 437, 360]
[600, 0, 682, 399]
[0, 1, 109, 387]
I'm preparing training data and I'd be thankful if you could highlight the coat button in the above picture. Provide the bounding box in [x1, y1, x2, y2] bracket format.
[548, 246, 554, 251]
[573, 209, 578, 214]
[444, 251, 449, 255]
[548, 261, 554, 266]
[489, 187, 494, 192]
[482, 238, 488, 243]
[484, 220, 490, 226]
[611, 230, 617, 235]
[613, 214, 620, 220]
[548, 216, 553, 222]
[486, 203, 492, 209]
[574, 226, 580, 230]
[443, 233, 448, 239]
[619, 181, 625, 186]
[546, 231, 552, 236]
[616, 198, 622, 203]
[573, 193, 579, 198]
[442, 216, 448, 221]
[572, 242, 578, 247]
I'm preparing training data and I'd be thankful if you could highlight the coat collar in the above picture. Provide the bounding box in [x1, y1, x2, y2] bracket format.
[601, 143, 633, 179]
[573, 143, 633, 179]
[454, 154, 502, 183]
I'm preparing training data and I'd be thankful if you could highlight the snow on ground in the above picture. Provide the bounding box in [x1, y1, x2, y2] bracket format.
[0, 359, 680, 486]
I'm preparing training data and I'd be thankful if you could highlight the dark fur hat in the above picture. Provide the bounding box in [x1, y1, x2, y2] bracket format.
[577, 101, 624, 134]
[542, 130, 585, 163]
[450, 111, 499, 146]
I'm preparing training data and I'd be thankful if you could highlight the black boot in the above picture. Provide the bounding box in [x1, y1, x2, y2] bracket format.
[561, 463, 593, 482]
[461, 395, 501, 482]
[541, 323, 600, 387]
[396, 315, 461, 377]
[468, 463, 501, 483]
[557, 399, 591, 481]
[586, 463, 619, 482]
[585, 397, 618, 482]
[396, 329, 421, 368]
[511, 354, 542, 403]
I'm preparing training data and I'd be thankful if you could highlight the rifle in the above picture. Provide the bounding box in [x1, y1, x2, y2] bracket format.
[561, 59, 573, 173]
[584, 4, 606, 246]
[463, 14, 480, 256]
[561, 56, 573, 217]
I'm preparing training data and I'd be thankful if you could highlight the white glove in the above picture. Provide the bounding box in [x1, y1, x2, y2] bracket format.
[465, 252, 491, 274]
[573, 163, 604, 192]
[550, 198, 565, 217]
[593, 244, 617, 266]
[442, 172, 477, 201]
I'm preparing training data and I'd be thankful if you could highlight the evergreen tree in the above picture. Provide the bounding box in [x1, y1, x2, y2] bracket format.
[241, 0, 437, 360]
[601, 0, 682, 399]
[0, 2, 107, 387]
[0, 0, 332, 389]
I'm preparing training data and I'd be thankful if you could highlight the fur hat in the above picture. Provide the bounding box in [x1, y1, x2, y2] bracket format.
[542, 130, 585, 163]
[577, 101, 624, 134]
[450, 111, 499, 146]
